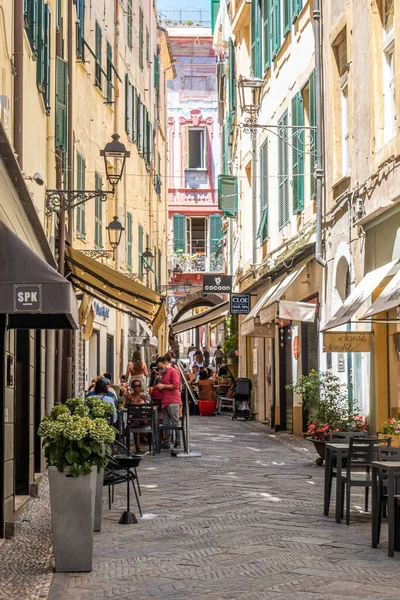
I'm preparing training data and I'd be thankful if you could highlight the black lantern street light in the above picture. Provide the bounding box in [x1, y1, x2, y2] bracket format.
[172, 265, 183, 282]
[100, 133, 131, 192]
[183, 278, 192, 295]
[142, 248, 154, 272]
[106, 216, 124, 259]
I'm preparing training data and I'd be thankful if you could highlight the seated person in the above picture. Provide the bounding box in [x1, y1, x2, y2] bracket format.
[125, 379, 149, 453]
[197, 369, 216, 401]
[188, 365, 200, 385]
[89, 379, 117, 423]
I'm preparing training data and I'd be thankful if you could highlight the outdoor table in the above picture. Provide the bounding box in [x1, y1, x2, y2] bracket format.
[324, 442, 350, 522]
[371, 460, 400, 557]
[117, 405, 158, 452]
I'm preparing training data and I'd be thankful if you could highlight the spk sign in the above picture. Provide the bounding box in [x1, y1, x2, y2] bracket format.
[14, 284, 42, 312]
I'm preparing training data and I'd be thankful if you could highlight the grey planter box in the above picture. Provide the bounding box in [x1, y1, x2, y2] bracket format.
[94, 470, 104, 532]
[49, 466, 97, 572]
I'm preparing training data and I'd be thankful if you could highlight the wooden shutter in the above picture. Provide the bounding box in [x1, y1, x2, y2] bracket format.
[292, 0, 303, 21]
[258, 140, 268, 240]
[154, 55, 159, 90]
[56, 0, 61, 31]
[76, 0, 84, 59]
[272, 0, 281, 59]
[95, 173, 103, 248]
[95, 21, 102, 88]
[139, 8, 144, 70]
[36, 0, 44, 90]
[132, 86, 137, 144]
[158, 249, 162, 287]
[283, 0, 292, 36]
[106, 42, 112, 103]
[138, 224, 143, 276]
[127, 0, 132, 49]
[211, 0, 220, 34]
[251, 0, 262, 77]
[55, 57, 68, 150]
[228, 39, 236, 117]
[127, 213, 133, 271]
[309, 70, 316, 199]
[136, 94, 141, 150]
[173, 214, 186, 254]
[183, 126, 189, 170]
[43, 4, 51, 111]
[146, 28, 150, 62]
[278, 112, 289, 228]
[209, 214, 222, 255]
[27, 0, 38, 54]
[262, 0, 271, 71]
[76, 153, 86, 237]
[292, 92, 304, 213]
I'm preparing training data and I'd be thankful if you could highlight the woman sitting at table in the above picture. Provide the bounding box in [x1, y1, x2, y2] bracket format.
[197, 369, 216, 401]
[125, 379, 150, 452]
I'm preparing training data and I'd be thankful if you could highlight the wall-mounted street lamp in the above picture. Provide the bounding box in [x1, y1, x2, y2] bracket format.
[79, 216, 124, 260]
[237, 73, 264, 117]
[183, 278, 192, 295]
[100, 133, 131, 192]
[172, 265, 183, 282]
[142, 248, 155, 273]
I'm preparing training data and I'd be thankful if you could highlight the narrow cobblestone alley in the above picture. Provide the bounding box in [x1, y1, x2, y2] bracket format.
[46, 417, 399, 600]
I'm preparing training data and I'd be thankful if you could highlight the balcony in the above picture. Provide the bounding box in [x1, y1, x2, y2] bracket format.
[169, 189, 218, 206]
[172, 252, 224, 273]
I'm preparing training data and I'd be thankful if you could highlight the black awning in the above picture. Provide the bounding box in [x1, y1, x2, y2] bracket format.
[0, 221, 78, 329]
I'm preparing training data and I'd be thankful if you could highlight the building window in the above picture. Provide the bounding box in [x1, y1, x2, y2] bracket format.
[341, 83, 350, 176]
[138, 224, 143, 277]
[261, 0, 271, 72]
[139, 7, 144, 71]
[257, 139, 269, 241]
[251, 0, 262, 77]
[333, 30, 349, 179]
[146, 27, 150, 63]
[278, 111, 289, 229]
[106, 42, 112, 104]
[127, 0, 132, 49]
[76, 153, 86, 238]
[127, 213, 133, 271]
[76, 0, 85, 59]
[94, 172, 103, 248]
[36, 0, 51, 112]
[186, 128, 206, 169]
[382, 1, 395, 143]
[95, 21, 102, 89]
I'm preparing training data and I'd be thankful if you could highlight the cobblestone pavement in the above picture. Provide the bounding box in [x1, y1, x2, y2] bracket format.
[46, 415, 400, 600]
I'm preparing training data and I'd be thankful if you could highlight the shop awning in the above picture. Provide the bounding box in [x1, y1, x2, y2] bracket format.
[322, 260, 399, 331]
[360, 266, 400, 319]
[66, 246, 163, 325]
[0, 220, 78, 329]
[240, 282, 280, 337]
[171, 302, 229, 335]
[259, 266, 315, 323]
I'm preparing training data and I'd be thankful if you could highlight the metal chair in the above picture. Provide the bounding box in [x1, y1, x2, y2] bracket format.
[127, 404, 156, 455]
[157, 413, 186, 452]
[338, 437, 390, 525]
[109, 438, 142, 495]
[103, 454, 142, 518]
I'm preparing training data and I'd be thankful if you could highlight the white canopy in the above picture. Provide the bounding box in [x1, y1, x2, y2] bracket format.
[171, 302, 229, 335]
[360, 266, 400, 319]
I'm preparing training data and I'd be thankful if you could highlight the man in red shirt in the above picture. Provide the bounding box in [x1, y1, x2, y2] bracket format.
[156, 356, 183, 450]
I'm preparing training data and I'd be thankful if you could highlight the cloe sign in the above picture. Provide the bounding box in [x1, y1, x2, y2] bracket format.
[230, 294, 250, 314]
[323, 331, 372, 353]
[14, 284, 42, 312]
[203, 275, 232, 294]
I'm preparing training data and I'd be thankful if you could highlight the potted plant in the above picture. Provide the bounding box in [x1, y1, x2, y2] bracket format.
[287, 370, 361, 465]
[379, 418, 400, 446]
[223, 335, 238, 365]
[38, 402, 115, 572]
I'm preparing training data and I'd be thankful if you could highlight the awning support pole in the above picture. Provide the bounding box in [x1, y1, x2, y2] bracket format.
[0, 314, 7, 538]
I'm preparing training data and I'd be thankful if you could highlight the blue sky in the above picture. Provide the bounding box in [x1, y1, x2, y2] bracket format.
[157, 0, 210, 11]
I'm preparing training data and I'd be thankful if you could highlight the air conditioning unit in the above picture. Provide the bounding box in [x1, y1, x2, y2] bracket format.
[0, 96, 9, 133]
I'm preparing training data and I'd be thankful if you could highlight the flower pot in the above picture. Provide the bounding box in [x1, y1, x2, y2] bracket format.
[49, 466, 97, 572]
[305, 438, 326, 466]
[198, 400, 217, 417]
[378, 434, 400, 447]
[94, 470, 104, 533]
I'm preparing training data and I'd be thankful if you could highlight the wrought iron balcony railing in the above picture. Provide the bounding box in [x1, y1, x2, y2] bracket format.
[172, 252, 224, 273]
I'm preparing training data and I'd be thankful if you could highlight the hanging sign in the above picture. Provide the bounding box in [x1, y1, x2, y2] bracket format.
[322, 331, 372, 353]
[203, 274, 232, 294]
[230, 293, 251, 314]
[14, 284, 42, 312]
[279, 300, 316, 323]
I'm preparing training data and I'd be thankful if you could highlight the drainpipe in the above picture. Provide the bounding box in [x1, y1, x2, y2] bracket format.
[13, 0, 24, 167]
[252, 133, 257, 267]
[313, 0, 326, 268]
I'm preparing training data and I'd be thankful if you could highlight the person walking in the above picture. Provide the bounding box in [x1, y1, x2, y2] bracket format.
[155, 355, 183, 450]
[126, 350, 149, 389]
[202, 346, 210, 367]
[213, 345, 224, 369]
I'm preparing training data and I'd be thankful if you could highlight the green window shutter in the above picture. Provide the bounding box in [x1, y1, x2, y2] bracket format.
[125, 74, 129, 135]
[145, 234, 150, 284]
[251, 0, 262, 78]
[94, 173, 103, 248]
[26, 0, 38, 55]
[132, 86, 137, 144]
[272, 0, 281, 59]
[309, 69, 317, 199]
[127, 213, 133, 271]
[55, 57, 68, 151]
[211, 0, 220, 35]
[136, 95, 141, 150]
[291, 92, 304, 213]
[138, 224, 143, 276]
[154, 55, 159, 90]
[278, 111, 289, 228]
[173, 214, 186, 254]
[218, 175, 238, 216]
[43, 4, 51, 112]
[56, 0, 61, 31]
[76, 153, 86, 237]
[158, 249, 162, 287]
[222, 123, 229, 175]
[127, 0, 132, 49]
[262, 0, 271, 71]
[36, 0, 44, 89]
[283, 0, 292, 36]
[76, 0, 85, 60]
[139, 8, 144, 71]
[106, 42, 112, 103]
[228, 39, 236, 118]
[95, 21, 102, 88]
[209, 214, 222, 255]
[146, 28, 150, 63]
[292, 0, 303, 21]
[258, 140, 268, 240]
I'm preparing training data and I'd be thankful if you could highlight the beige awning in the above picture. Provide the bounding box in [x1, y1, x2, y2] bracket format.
[322, 260, 399, 331]
[259, 266, 309, 323]
[66, 247, 163, 324]
[171, 301, 229, 335]
[360, 267, 400, 319]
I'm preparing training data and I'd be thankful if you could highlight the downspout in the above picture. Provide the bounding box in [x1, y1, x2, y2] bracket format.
[313, 0, 326, 268]
[13, 0, 24, 167]
[252, 132, 257, 267]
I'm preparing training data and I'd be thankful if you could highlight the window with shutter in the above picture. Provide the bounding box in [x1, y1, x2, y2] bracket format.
[139, 8, 144, 71]
[95, 21, 102, 89]
[272, 0, 281, 59]
[56, 0, 61, 31]
[26, 0, 38, 55]
[95, 173, 103, 249]
[158, 249, 162, 287]
[125, 75, 132, 138]
[76, 153, 86, 238]
[228, 39, 236, 118]
[127, 0, 132, 49]
[106, 42, 112, 103]
[257, 140, 269, 241]
[173, 214, 186, 254]
[132, 86, 137, 144]
[55, 57, 68, 151]
[283, 0, 292, 36]
[146, 234, 150, 285]
[43, 4, 51, 112]
[138, 225, 144, 277]
[292, 0, 303, 22]
[136, 95, 141, 150]
[76, 0, 85, 60]
[278, 111, 289, 228]
[36, 0, 44, 89]
[291, 91, 304, 213]
[211, 0, 220, 34]
[209, 214, 222, 252]
[218, 175, 238, 216]
[262, 0, 271, 72]
[127, 213, 133, 271]
[251, 0, 262, 77]
[154, 55, 159, 90]
[309, 70, 317, 199]
[146, 28, 150, 63]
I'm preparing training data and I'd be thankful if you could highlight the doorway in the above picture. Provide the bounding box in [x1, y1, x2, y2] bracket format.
[279, 325, 293, 432]
[34, 331, 43, 474]
[301, 319, 319, 431]
[14, 330, 30, 496]
[106, 335, 114, 379]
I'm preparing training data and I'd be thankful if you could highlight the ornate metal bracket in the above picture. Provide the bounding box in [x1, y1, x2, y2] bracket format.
[45, 189, 113, 216]
[239, 121, 317, 157]
[79, 249, 113, 260]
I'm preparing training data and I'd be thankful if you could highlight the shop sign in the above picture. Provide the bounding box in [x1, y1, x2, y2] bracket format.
[230, 293, 250, 314]
[260, 303, 276, 324]
[14, 284, 42, 312]
[93, 301, 110, 319]
[241, 318, 275, 338]
[279, 300, 316, 323]
[323, 331, 372, 353]
[203, 274, 232, 294]
[293, 335, 300, 360]
[253, 348, 258, 375]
